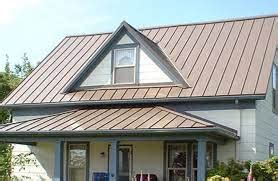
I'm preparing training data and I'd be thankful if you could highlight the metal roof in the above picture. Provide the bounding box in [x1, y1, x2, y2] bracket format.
[0, 106, 238, 139]
[2, 15, 278, 106]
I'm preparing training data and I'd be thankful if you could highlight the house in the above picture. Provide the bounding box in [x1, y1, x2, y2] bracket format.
[0, 14, 278, 181]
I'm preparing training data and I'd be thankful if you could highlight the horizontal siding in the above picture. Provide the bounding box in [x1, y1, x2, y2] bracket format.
[81, 52, 112, 87]
[255, 68, 278, 160]
[139, 49, 172, 83]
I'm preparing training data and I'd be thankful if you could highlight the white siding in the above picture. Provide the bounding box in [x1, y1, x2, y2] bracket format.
[117, 34, 134, 45]
[139, 49, 172, 83]
[89, 141, 164, 181]
[80, 52, 112, 87]
[187, 109, 257, 161]
[12, 143, 55, 180]
[255, 70, 278, 160]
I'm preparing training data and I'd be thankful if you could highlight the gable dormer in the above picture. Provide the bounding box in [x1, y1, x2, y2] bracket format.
[64, 21, 189, 92]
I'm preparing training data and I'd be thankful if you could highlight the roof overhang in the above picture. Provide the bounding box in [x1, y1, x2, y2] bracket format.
[0, 106, 239, 142]
[0, 94, 263, 109]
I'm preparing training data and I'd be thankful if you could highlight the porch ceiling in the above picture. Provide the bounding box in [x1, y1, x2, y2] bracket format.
[0, 106, 238, 139]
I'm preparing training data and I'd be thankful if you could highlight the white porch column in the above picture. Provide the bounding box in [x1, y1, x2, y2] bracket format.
[110, 140, 119, 181]
[197, 139, 207, 181]
[54, 141, 64, 181]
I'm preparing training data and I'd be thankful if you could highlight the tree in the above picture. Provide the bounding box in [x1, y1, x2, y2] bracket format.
[0, 54, 34, 178]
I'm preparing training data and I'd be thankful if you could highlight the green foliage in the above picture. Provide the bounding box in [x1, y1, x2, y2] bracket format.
[208, 157, 278, 180]
[207, 159, 248, 180]
[251, 156, 278, 180]
[0, 144, 12, 177]
[0, 54, 34, 178]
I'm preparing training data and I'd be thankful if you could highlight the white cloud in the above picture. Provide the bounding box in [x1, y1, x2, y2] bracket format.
[0, 0, 40, 25]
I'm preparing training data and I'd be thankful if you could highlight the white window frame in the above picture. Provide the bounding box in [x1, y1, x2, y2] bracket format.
[113, 47, 136, 85]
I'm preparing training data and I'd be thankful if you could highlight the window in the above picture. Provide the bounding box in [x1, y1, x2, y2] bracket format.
[269, 142, 274, 158]
[167, 143, 187, 181]
[192, 143, 215, 181]
[273, 64, 278, 113]
[67, 143, 89, 181]
[113, 48, 136, 84]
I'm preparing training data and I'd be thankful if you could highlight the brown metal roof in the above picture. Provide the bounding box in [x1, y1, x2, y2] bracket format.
[2, 15, 278, 106]
[0, 106, 237, 138]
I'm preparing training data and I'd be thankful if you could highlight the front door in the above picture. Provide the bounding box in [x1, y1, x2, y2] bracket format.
[109, 145, 133, 181]
[119, 146, 132, 181]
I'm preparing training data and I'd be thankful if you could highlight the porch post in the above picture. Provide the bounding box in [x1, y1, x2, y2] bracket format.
[197, 139, 207, 181]
[110, 140, 119, 181]
[54, 141, 64, 181]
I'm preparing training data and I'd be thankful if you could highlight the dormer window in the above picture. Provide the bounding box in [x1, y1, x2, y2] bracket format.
[113, 47, 136, 84]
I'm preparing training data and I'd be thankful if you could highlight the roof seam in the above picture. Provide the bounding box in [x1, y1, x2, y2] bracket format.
[189, 23, 226, 96]
[170, 26, 187, 54]
[30, 36, 88, 104]
[1, 37, 69, 104]
[174, 25, 197, 62]
[15, 37, 78, 104]
[203, 22, 235, 95]
[241, 18, 266, 94]
[254, 18, 277, 93]
[228, 19, 255, 94]
[181, 25, 206, 69]
[215, 21, 245, 95]
[41, 35, 95, 103]
[186, 23, 215, 78]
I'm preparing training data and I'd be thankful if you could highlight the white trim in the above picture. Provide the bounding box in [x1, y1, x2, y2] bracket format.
[113, 47, 137, 85]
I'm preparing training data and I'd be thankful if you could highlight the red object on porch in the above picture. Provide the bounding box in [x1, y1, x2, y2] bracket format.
[136, 174, 157, 181]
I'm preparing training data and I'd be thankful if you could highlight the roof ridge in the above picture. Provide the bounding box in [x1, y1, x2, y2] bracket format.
[65, 13, 278, 38]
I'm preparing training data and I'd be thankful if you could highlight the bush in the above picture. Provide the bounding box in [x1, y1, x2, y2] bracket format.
[207, 156, 278, 181]
[207, 159, 247, 180]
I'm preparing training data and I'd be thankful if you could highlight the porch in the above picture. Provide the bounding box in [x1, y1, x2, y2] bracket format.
[56, 139, 217, 181]
[0, 106, 238, 181]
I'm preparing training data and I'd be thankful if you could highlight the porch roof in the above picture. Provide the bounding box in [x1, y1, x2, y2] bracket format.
[0, 106, 238, 140]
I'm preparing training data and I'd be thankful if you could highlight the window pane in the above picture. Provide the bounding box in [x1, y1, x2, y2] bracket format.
[206, 144, 213, 168]
[115, 48, 135, 67]
[69, 168, 85, 181]
[169, 169, 186, 181]
[114, 67, 134, 84]
[168, 144, 187, 169]
[69, 146, 86, 167]
[68, 144, 87, 181]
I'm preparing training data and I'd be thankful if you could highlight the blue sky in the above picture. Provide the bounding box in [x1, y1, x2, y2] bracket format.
[1, 0, 278, 70]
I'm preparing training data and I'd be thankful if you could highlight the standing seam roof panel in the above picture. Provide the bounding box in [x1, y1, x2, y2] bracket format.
[25, 36, 88, 104]
[255, 17, 278, 94]
[204, 21, 243, 96]
[194, 22, 233, 96]
[32, 36, 94, 103]
[1, 37, 69, 105]
[49, 34, 110, 103]
[216, 20, 254, 96]
[242, 18, 275, 94]
[229, 19, 264, 95]
[14, 37, 79, 104]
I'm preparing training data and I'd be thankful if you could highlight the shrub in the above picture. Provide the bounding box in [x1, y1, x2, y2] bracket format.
[207, 156, 278, 180]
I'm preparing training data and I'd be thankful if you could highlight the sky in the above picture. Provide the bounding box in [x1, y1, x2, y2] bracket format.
[1, 0, 278, 71]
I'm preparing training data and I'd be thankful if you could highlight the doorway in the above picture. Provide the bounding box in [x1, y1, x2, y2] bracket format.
[108, 144, 133, 181]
